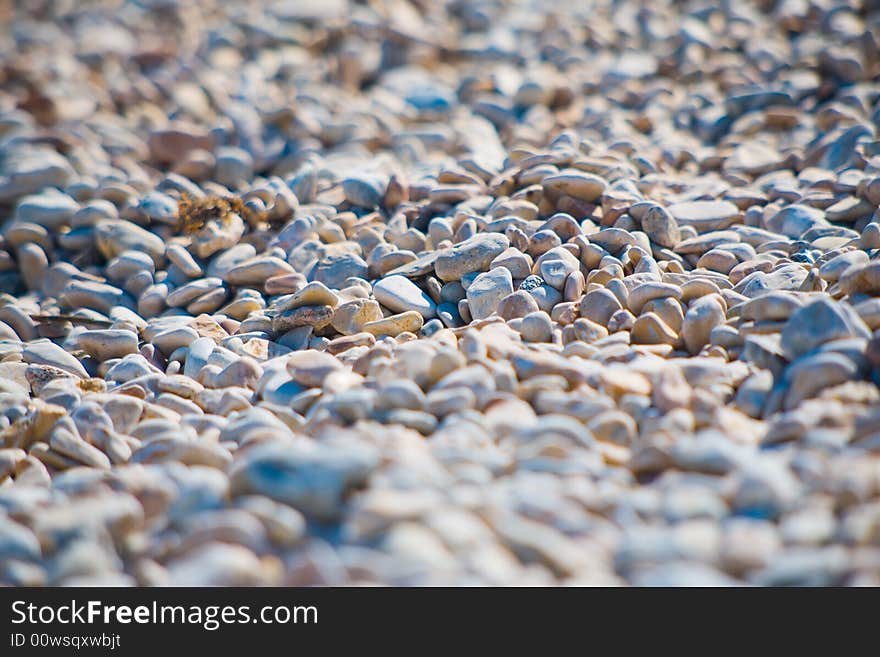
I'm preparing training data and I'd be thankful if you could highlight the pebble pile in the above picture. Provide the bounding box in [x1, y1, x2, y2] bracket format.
[1, 0, 880, 586]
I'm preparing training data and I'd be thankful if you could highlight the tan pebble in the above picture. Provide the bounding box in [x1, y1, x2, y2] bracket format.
[331, 298, 384, 335]
[642, 297, 684, 332]
[682, 294, 727, 355]
[631, 312, 679, 346]
[627, 282, 682, 315]
[498, 290, 540, 320]
[579, 288, 622, 326]
[607, 309, 636, 332]
[286, 350, 343, 388]
[601, 368, 652, 397]
[327, 332, 376, 355]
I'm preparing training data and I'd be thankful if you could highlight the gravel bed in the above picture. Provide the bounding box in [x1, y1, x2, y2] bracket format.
[1, 0, 880, 586]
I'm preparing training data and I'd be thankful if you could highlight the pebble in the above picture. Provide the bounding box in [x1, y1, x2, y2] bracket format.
[682, 295, 726, 355]
[637, 203, 681, 248]
[668, 201, 740, 232]
[362, 311, 424, 337]
[373, 276, 437, 319]
[22, 341, 88, 378]
[780, 297, 871, 360]
[467, 268, 514, 320]
[95, 220, 165, 265]
[77, 329, 139, 361]
[435, 234, 510, 282]
[230, 440, 379, 520]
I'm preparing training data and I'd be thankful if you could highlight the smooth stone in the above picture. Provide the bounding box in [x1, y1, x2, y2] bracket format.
[14, 191, 79, 230]
[682, 295, 726, 355]
[541, 171, 606, 202]
[638, 203, 681, 248]
[780, 297, 871, 360]
[467, 267, 514, 320]
[579, 288, 623, 326]
[588, 228, 637, 255]
[783, 352, 858, 409]
[766, 205, 829, 239]
[94, 220, 165, 265]
[214, 147, 254, 187]
[434, 233, 510, 281]
[226, 257, 294, 286]
[22, 340, 88, 378]
[229, 439, 379, 520]
[148, 127, 214, 162]
[207, 244, 257, 279]
[520, 311, 553, 343]
[152, 326, 200, 355]
[18, 242, 49, 291]
[191, 214, 246, 259]
[342, 175, 384, 207]
[840, 261, 880, 296]
[373, 275, 437, 319]
[631, 312, 679, 346]
[0, 148, 74, 202]
[627, 282, 682, 315]
[740, 292, 803, 321]
[77, 329, 139, 361]
[286, 350, 343, 388]
[272, 305, 334, 333]
[675, 231, 741, 255]
[311, 254, 369, 289]
[667, 201, 740, 232]
[361, 311, 424, 337]
[137, 192, 178, 225]
[278, 281, 340, 312]
[737, 264, 809, 298]
[536, 247, 580, 291]
[166, 278, 223, 308]
[498, 290, 541, 320]
[331, 299, 383, 335]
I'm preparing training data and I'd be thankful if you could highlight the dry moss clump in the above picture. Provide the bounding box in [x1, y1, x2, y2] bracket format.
[178, 194, 266, 233]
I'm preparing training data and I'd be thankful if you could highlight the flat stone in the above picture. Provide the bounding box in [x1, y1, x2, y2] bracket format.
[95, 220, 165, 265]
[541, 171, 606, 202]
[369, 273, 435, 318]
[22, 340, 88, 378]
[229, 439, 379, 520]
[667, 201, 740, 232]
[766, 205, 829, 239]
[434, 233, 509, 281]
[77, 329, 139, 361]
[361, 311, 424, 337]
[311, 253, 369, 289]
[226, 256, 295, 286]
[286, 350, 343, 387]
